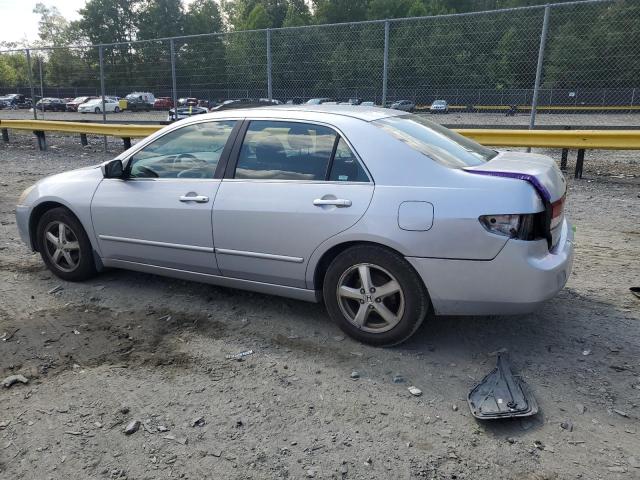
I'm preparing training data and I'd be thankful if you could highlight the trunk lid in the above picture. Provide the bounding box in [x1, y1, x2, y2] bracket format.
[464, 151, 567, 250]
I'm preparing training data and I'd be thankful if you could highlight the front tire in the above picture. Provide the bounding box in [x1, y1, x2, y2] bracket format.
[114, 106, 120, 113]
[94, 107, 101, 113]
[36, 207, 97, 282]
[323, 245, 429, 346]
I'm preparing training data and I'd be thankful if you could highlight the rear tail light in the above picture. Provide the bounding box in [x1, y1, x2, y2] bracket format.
[479, 213, 546, 240]
[550, 196, 564, 231]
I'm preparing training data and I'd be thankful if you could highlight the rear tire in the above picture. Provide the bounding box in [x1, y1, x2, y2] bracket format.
[114, 106, 120, 113]
[323, 245, 429, 346]
[36, 207, 97, 282]
[94, 107, 100, 113]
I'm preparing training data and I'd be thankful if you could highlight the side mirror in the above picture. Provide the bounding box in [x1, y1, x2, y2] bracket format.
[102, 159, 124, 179]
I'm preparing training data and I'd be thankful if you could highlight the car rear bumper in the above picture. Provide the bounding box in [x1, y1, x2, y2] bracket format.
[15, 205, 32, 249]
[406, 218, 574, 316]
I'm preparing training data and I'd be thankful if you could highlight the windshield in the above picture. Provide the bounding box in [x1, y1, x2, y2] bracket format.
[373, 114, 497, 167]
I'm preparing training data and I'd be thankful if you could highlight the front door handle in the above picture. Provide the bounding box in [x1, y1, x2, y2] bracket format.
[179, 195, 209, 203]
[313, 198, 352, 207]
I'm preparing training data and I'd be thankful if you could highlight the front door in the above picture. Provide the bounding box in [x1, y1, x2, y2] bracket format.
[91, 120, 238, 274]
[213, 120, 374, 288]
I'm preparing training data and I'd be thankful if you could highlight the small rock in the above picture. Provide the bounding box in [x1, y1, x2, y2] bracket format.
[408, 386, 422, 397]
[306, 469, 316, 478]
[340, 463, 348, 475]
[192, 416, 205, 427]
[506, 437, 516, 444]
[364, 456, 372, 466]
[560, 420, 573, 432]
[119, 406, 130, 415]
[124, 420, 140, 435]
[350, 371, 360, 380]
[575, 403, 586, 415]
[582, 349, 591, 356]
[333, 335, 345, 342]
[613, 409, 629, 418]
[452, 404, 458, 412]
[157, 425, 169, 432]
[608, 466, 626, 473]
[2, 375, 29, 388]
[392, 374, 405, 384]
[48, 285, 63, 294]
[533, 440, 544, 450]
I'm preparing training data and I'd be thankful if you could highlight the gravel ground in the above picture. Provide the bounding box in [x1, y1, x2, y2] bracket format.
[2, 108, 640, 127]
[0, 132, 639, 480]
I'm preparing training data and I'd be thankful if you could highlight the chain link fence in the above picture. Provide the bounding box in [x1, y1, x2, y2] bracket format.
[0, 0, 638, 125]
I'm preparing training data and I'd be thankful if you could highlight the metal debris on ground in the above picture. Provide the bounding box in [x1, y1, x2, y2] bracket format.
[467, 352, 538, 420]
[2, 375, 29, 388]
[408, 386, 422, 397]
[350, 371, 360, 380]
[48, 285, 63, 294]
[1, 329, 19, 342]
[392, 374, 404, 384]
[225, 349, 254, 360]
[192, 416, 205, 427]
[629, 287, 640, 300]
[124, 420, 140, 435]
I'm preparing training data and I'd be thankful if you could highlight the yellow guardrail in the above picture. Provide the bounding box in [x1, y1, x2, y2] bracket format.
[0, 119, 159, 138]
[2, 119, 640, 150]
[416, 104, 640, 112]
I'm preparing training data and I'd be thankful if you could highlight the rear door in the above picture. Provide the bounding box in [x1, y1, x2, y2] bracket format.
[212, 119, 374, 288]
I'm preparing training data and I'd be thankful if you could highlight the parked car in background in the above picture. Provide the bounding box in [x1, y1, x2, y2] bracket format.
[209, 98, 279, 112]
[306, 97, 334, 105]
[286, 97, 304, 105]
[390, 100, 416, 112]
[167, 106, 208, 121]
[124, 92, 155, 111]
[35, 98, 67, 112]
[360, 101, 375, 107]
[178, 97, 198, 107]
[66, 96, 98, 112]
[154, 97, 174, 110]
[430, 100, 449, 114]
[15, 105, 572, 346]
[78, 98, 121, 114]
[2, 93, 32, 109]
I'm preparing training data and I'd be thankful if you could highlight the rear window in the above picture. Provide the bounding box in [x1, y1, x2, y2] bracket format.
[373, 114, 497, 167]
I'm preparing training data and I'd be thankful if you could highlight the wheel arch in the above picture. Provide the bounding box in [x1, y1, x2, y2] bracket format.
[29, 201, 83, 252]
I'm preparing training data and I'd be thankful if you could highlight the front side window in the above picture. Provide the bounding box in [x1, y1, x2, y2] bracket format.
[235, 121, 337, 181]
[128, 120, 236, 179]
[373, 114, 497, 168]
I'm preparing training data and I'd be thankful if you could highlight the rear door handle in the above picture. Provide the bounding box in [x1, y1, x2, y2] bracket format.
[313, 198, 352, 207]
[179, 195, 209, 203]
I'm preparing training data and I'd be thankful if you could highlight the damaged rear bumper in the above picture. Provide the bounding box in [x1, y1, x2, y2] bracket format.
[406, 217, 574, 316]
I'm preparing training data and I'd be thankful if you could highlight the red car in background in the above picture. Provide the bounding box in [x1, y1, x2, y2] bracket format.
[178, 97, 198, 107]
[66, 96, 97, 112]
[153, 97, 174, 110]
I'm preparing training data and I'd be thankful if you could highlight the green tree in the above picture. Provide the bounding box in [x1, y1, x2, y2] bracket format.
[312, 0, 370, 24]
[282, 0, 311, 27]
[184, 0, 224, 35]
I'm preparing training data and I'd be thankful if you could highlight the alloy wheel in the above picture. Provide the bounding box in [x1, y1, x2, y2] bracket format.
[43, 221, 81, 273]
[336, 263, 405, 333]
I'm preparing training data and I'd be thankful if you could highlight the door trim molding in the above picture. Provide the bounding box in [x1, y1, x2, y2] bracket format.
[215, 247, 304, 263]
[98, 235, 214, 253]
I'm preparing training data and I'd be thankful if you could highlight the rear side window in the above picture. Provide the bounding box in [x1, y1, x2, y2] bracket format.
[373, 114, 497, 167]
[329, 138, 369, 182]
[235, 121, 337, 180]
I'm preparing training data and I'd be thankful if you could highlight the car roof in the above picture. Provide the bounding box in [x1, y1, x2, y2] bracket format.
[192, 105, 406, 123]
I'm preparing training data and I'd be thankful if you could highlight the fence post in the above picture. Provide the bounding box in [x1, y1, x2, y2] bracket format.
[382, 21, 390, 108]
[266, 29, 273, 101]
[98, 45, 107, 151]
[528, 5, 550, 131]
[25, 49, 37, 120]
[170, 39, 178, 120]
[39, 57, 45, 120]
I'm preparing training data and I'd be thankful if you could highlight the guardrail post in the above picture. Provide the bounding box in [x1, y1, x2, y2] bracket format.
[528, 5, 550, 134]
[98, 45, 107, 151]
[80, 133, 88, 146]
[170, 39, 178, 121]
[2, 129, 9, 143]
[560, 148, 568, 171]
[34, 131, 46, 151]
[382, 21, 390, 108]
[266, 29, 273, 101]
[25, 49, 37, 120]
[123, 137, 132, 150]
[575, 149, 585, 179]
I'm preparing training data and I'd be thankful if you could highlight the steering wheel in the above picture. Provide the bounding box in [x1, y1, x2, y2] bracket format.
[174, 153, 206, 164]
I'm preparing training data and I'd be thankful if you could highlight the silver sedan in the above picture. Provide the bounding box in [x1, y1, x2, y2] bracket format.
[15, 106, 573, 346]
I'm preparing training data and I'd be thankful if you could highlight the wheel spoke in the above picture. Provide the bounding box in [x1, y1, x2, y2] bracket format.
[376, 280, 401, 299]
[358, 265, 373, 292]
[374, 302, 399, 325]
[58, 224, 67, 244]
[52, 249, 62, 264]
[353, 304, 371, 328]
[64, 241, 80, 251]
[339, 285, 362, 300]
[46, 231, 58, 245]
[62, 250, 75, 267]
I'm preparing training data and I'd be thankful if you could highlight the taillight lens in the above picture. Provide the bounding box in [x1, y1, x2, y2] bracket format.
[550, 196, 564, 231]
[479, 213, 547, 240]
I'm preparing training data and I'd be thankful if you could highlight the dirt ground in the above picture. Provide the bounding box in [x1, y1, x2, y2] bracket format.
[0, 131, 639, 480]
